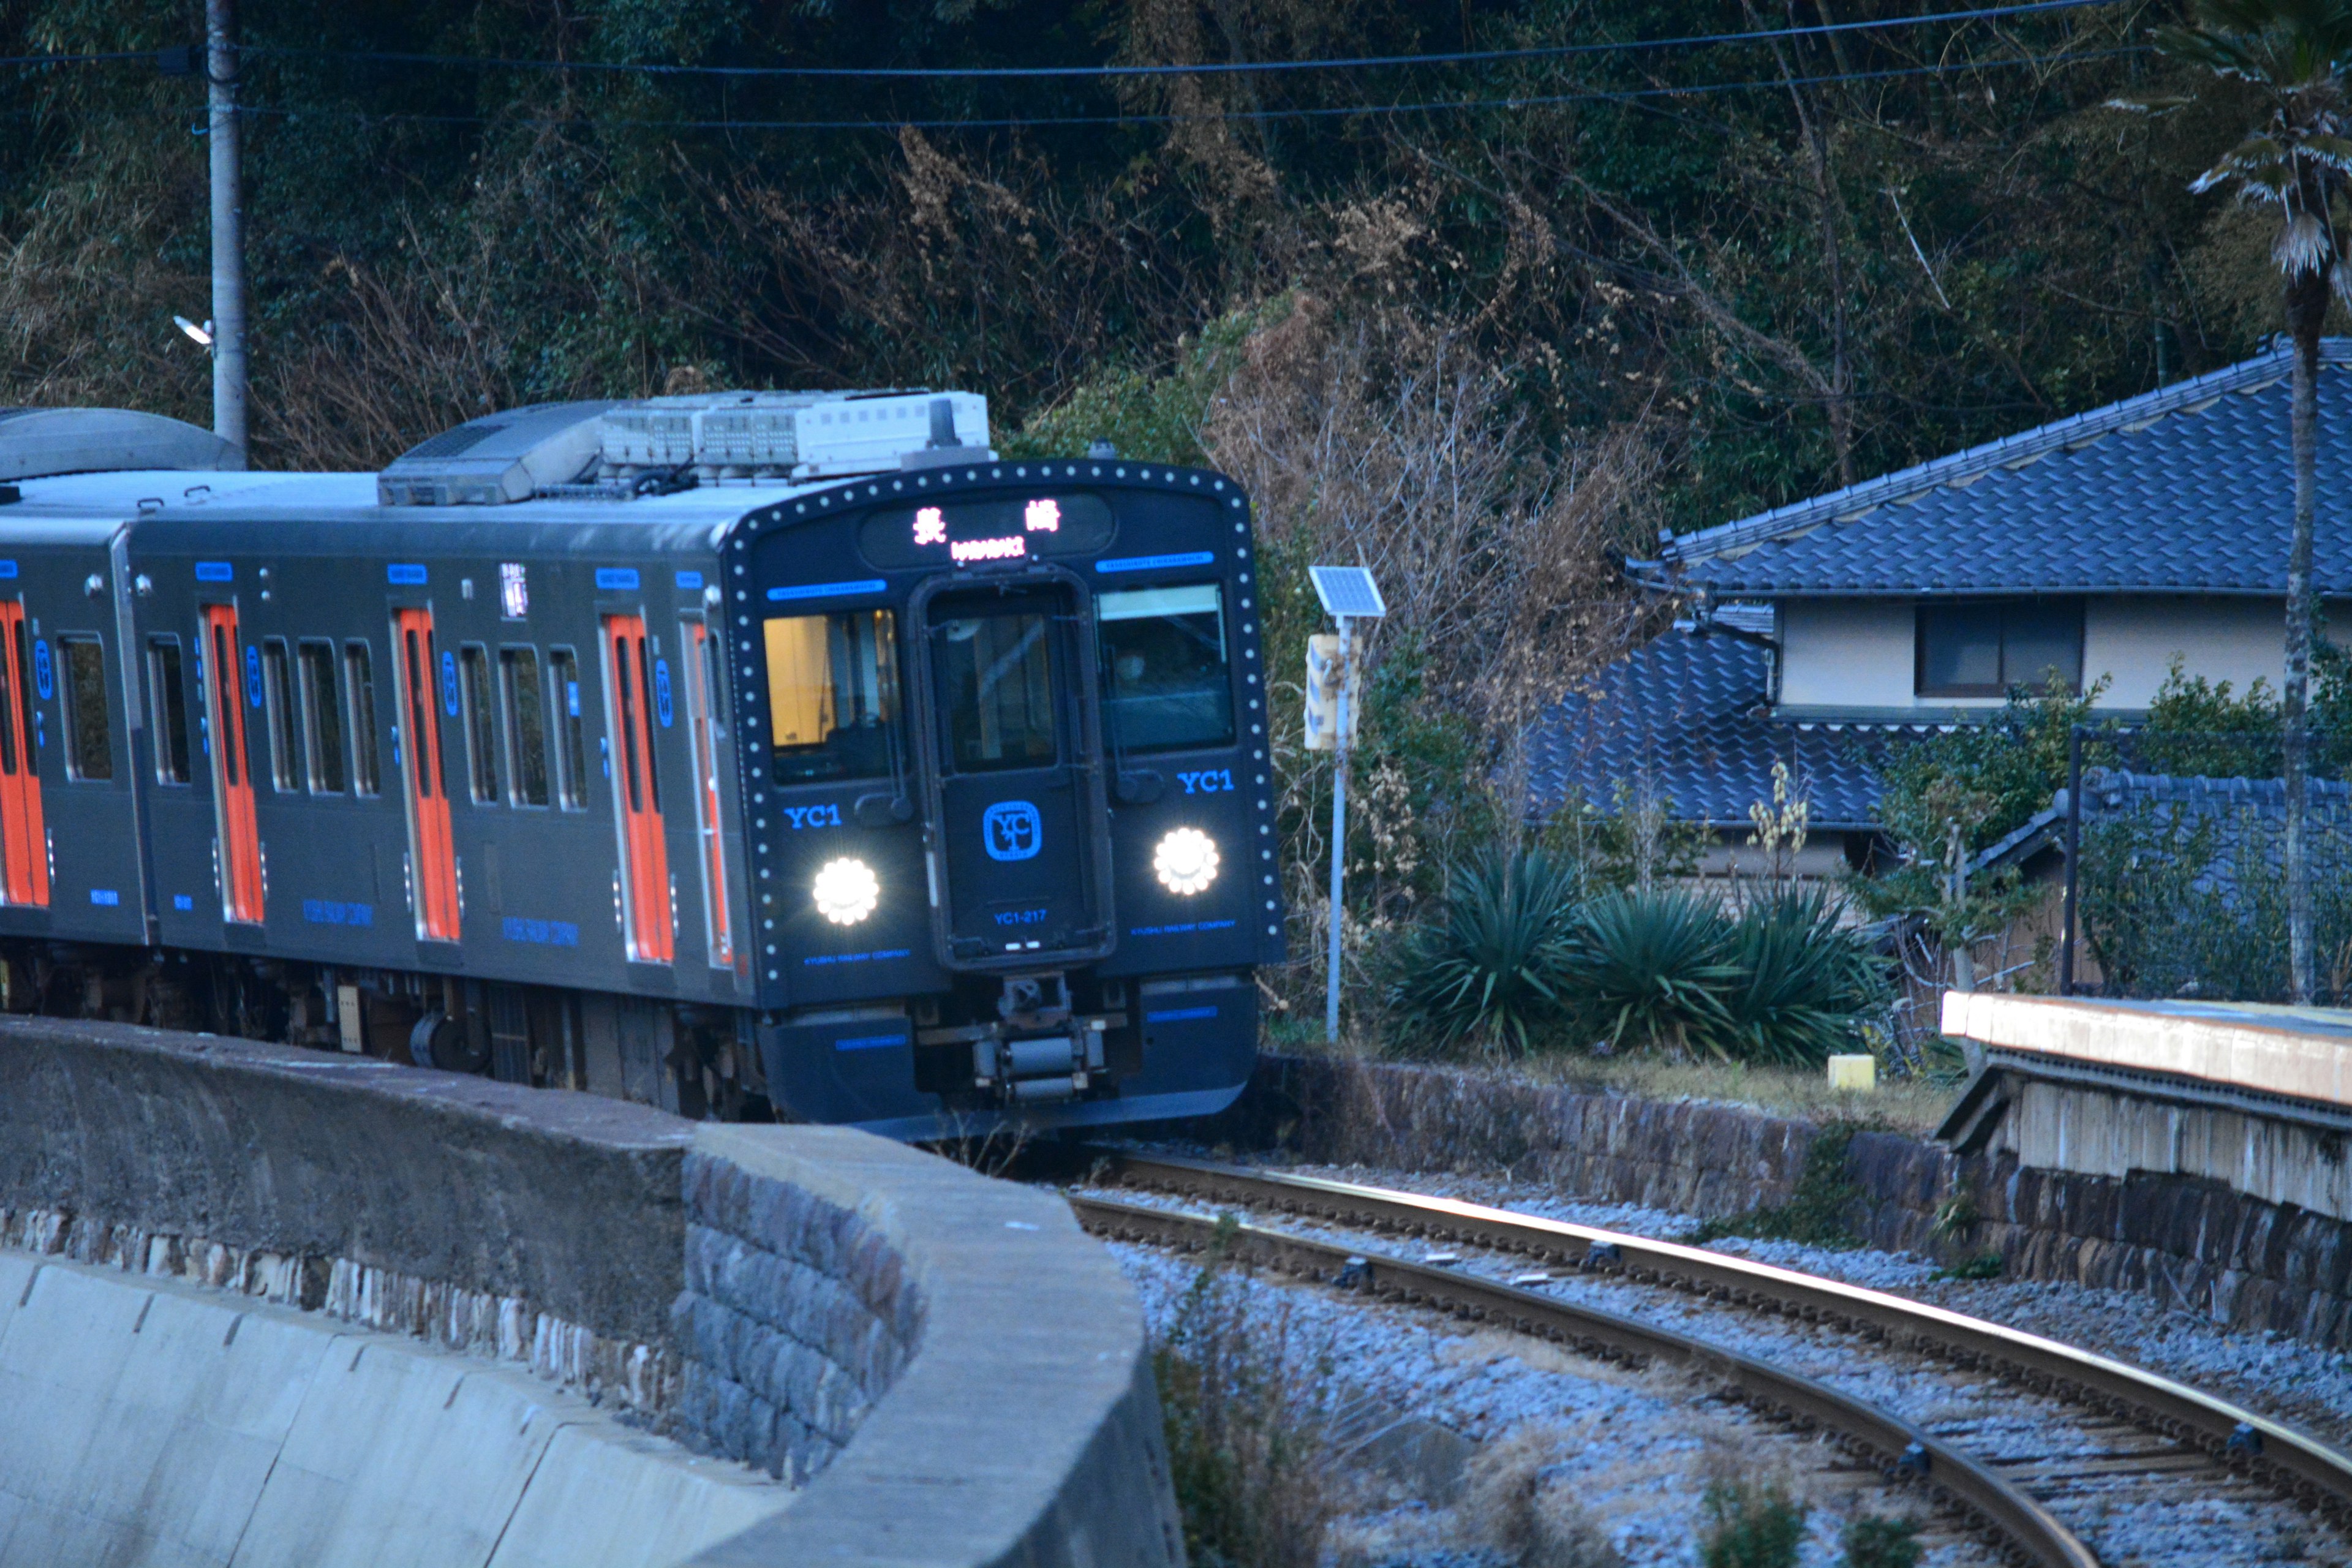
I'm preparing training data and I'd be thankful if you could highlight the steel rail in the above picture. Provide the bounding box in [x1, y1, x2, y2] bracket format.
[1082, 1148, 2352, 1526]
[1072, 1192, 2095, 1568]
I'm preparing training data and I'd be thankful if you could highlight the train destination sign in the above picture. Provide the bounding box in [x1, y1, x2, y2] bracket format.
[858, 492, 1115, 569]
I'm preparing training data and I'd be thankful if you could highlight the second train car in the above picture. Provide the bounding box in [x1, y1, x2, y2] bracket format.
[0, 393, 1282, 1134]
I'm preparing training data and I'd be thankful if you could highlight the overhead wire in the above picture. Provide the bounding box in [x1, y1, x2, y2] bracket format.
[222, 48, 2147, 135]
[1, 0, 2138, 83]
[236, 0, 2128, 80]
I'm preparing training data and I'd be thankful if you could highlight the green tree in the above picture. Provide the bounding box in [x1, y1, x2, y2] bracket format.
[2144, 0, 2352, 1000]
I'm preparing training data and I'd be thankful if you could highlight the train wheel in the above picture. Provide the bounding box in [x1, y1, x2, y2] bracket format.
[410, 1009, 489, 1075]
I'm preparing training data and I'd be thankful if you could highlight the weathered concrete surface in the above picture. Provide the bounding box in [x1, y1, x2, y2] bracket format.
[0, 1253, 785, 1568]
[0, 1017, 1184, 1568]
[1943, 990, 2352, 1107]
[0, 1017, 691, 1348]
[1226, 1052, 2352, 1351]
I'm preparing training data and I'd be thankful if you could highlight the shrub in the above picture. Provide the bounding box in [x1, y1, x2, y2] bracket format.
[1686, 1124, 1862, 1248]
[1840, 1515, 1923, 1568]
[1560, 888, 1738, 1053]
[1389, 847, 1585, 1054]
[1153, 1223, 1341, 1568]
[1714, 887, 1890, 1066]
[1700, 1477, 1809, 1568]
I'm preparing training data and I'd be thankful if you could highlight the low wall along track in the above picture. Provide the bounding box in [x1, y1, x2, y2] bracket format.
[1071, 1147, 2352, 1568]
[0, 1016, 1180, 1568]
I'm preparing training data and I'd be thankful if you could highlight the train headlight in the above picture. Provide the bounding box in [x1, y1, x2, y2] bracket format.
[812, 858, 880, 925]
[1153, 828, 1220, 896]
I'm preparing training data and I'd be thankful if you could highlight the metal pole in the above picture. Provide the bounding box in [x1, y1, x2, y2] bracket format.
[2059, 725, 2082, 996]
[1325, 616, 1351, 1043]
[207, 0, 248, 468]
[1947, 817, 1974, 993]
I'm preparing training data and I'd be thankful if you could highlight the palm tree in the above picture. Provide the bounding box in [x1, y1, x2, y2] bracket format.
[2143, 0, 2352, 1001]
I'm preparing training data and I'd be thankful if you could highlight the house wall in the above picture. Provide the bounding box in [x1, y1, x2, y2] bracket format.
[2083, 595, 2286, 707]
[1774, 594, 2303, 714]
[1775, 600, 1918, 709]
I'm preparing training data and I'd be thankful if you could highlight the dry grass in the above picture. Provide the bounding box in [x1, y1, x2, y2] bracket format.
[1275, 1030, 1962, 1134]
[1154, 1230, 1346, 1568]
[1461, 1425, 1628, 1568]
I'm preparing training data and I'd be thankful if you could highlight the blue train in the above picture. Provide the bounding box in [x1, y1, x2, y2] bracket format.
[0, 394, 1280, 1135]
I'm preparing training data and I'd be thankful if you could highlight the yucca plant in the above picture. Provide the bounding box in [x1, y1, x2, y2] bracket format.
[1560, 888, 1739, 1053]
[1715, 886, 1891, 1066]
[1389, 846, 1583, 1054]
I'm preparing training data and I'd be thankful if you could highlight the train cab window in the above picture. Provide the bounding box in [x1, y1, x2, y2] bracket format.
[763, 609, 899, 785]
[499, 646, 549, 807]
[297, 641, 345, 794]
[344, 642, 380, 797]
[1096, 584, 1235, 754]
[547, 647, 588, 810]
[58, 636, 111, 782]
[458, 644, 499, 804]
[261, 639, 302, 792]
[933, 606, 1056, 774]
[147, 638, 191, 785]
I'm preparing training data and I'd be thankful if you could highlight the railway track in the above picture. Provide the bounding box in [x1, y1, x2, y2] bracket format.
[1064, 1147, 2352, 1568]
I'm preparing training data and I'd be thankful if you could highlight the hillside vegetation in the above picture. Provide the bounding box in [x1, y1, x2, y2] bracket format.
[4, 0, 2332, 1031]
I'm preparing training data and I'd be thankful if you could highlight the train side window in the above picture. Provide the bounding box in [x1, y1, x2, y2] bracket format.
[58, 636, 111, 782]
[344, 642, 380, 797]
[700, 630, 728, 728]
[1096, 584, 1235, 754]
[458, 644, 499, 804]
[762, 609, 899, 785]
[499, 646, 549, 807]
[297, 640, 345, 794]
[260, 638, 303, 792]
[547, 647, 587, 811]
[147, 638, 191, 785]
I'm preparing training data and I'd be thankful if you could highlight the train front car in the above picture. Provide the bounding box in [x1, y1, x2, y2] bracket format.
[729, 458, 1281, 1135]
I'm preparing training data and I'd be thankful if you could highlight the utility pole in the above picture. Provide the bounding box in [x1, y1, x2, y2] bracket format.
[1325, 612, 1352, 1044]
[207, 0, 248, 467]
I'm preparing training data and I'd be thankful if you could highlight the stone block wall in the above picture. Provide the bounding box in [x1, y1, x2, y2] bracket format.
[674, 1149, 922, 1483]
[1233, 1052, 2352, 1352]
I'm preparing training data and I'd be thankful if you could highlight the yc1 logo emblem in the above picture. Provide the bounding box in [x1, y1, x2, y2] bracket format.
[982, 801, 1042, 862]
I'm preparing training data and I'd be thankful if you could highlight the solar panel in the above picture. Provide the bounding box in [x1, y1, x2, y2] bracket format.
[1309, 565, 1388, 619]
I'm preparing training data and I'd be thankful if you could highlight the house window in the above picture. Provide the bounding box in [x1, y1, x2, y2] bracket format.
[1915, 598, 2084, 698]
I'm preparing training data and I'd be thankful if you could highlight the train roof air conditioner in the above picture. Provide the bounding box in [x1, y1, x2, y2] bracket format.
[0, 408, 237, 481]
[376, 390, 993, 505]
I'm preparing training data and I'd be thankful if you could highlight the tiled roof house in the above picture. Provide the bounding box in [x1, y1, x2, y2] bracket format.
[1528, 339, 2352, 864]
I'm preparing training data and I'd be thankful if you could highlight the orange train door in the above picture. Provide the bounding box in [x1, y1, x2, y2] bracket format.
[0, 601, 47, 908]
[680, 620, 733, 968]
[200, 604, 262, 923]
[604, 614, 673, 963]
[393, 608, 459, 942]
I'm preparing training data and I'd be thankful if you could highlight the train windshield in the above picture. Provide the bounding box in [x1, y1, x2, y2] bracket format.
[1096, 584, 1234, 753]
[763, 609, 899, 785]
[933, 603, 1060, 773]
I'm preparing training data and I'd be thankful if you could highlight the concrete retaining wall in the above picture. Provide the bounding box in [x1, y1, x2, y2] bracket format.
[1229, 1052, 2352, 1350]
[0, 1017, 1180, 1568]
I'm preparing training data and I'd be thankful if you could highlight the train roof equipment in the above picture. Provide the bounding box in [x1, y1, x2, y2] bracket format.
[0, 409, 236, 483]
[376, 389, 990, 507]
